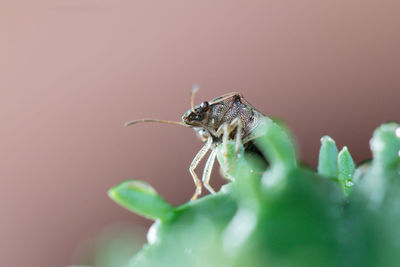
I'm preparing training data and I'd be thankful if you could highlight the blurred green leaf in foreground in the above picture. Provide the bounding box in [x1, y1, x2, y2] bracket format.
[109, 118, 400, 267]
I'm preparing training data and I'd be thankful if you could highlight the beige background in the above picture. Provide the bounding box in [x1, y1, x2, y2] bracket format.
[1, 0, 400, 266]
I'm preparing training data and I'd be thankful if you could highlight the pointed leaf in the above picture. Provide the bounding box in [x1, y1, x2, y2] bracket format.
[318, 136, 338, 178]
[338, 146, 355, 195]
[108, 180, 173, 221]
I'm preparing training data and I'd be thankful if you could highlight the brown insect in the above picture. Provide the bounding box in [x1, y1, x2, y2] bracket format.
[125, 86, 264, 200]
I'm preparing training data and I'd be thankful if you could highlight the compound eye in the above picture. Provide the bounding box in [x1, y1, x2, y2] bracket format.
[196, 113, 205, 121]
[200, 101, 209, 110]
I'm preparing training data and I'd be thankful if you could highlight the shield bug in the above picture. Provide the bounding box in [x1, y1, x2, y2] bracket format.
[125, 86, 265, 200]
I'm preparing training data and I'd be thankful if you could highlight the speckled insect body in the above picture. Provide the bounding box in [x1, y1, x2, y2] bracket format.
[126, 87, 265, 200]
[183, 92, 263, 146]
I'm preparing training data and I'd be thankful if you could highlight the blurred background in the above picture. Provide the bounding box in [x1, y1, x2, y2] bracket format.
[1, 0, 399, 266]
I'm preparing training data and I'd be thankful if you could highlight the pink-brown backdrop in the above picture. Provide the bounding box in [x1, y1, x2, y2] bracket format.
[2, 0, 400, 266]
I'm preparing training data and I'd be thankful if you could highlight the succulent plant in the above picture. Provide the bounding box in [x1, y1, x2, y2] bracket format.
[109, 118, 400, 267]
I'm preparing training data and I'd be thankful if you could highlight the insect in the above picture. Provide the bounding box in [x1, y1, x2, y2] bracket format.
[125, 86, 265, 200]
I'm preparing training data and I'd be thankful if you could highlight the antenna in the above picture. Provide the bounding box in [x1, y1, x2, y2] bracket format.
[190, 84, 199, 113]
[125, 119, 186, 127]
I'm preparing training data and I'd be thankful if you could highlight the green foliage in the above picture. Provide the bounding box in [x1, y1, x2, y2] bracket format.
[109, 118, 400, 267]
[109, 180, 173, 221]
[337, 146, 355, 196]
[318, 136, 338, 179]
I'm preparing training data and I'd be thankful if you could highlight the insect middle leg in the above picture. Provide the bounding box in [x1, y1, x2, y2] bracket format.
[189, 137, 212, 200]
[202, 148, 218, 194]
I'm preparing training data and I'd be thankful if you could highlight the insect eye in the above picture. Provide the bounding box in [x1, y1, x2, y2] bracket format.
[200, 101, 209, 110]
[190, 112, 204, 121]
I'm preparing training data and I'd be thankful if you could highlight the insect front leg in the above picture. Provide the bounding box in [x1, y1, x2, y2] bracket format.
[189, 137, 212, 200]
[202, 148, 218, 194]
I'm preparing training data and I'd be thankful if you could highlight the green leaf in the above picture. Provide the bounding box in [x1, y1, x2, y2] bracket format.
[318, 136, 338, 179]
[360, 123, 400, 202]
[369, 122, 400, 171]
[108, 180, 173, 221]
[216, 140, 266, 198]
[253, 117, 297, 170]
[338, 146, 355, 196]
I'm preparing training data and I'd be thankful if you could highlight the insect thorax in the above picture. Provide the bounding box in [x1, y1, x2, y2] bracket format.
[200, 95, 263, 145]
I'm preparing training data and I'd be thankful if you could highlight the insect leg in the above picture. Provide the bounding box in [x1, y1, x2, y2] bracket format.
[230, 117, 243, 153]
[220, 118, 243, 174]
[224, 118, 243, 173]
[202, 148, 218, 194]
[189, 137, 212, 200]
[216, 123, 230, 171]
